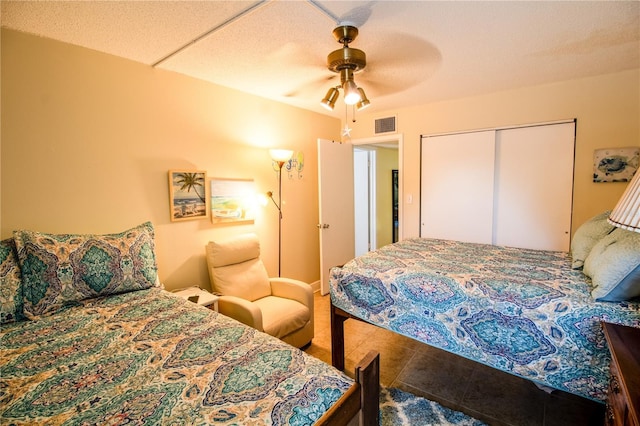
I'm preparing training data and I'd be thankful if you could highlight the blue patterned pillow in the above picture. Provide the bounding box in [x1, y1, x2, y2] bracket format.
[585, 228, 640, 302]
[0, 238, 25, 323]
[14, 222, 159, 318]
[570, 211, 614, 269]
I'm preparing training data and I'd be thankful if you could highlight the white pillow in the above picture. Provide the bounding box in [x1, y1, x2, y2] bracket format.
[585, 228, 640, 302]
[570, 211, 614, 269]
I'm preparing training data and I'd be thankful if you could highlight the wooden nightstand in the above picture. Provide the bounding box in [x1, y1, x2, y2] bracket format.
[172, 286, 220, 312]
[603, 322, 640, 426]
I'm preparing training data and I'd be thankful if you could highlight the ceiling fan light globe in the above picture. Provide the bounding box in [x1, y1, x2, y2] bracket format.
[344, 93, 360, 105]
[343, 80, 360, 105]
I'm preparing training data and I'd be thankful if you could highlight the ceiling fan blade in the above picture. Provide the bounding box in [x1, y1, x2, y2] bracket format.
[356, 32, 442, 96]
[283, 74, 338, 98]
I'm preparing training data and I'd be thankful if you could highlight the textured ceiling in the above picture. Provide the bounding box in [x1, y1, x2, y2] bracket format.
[2, 0, 639, 118]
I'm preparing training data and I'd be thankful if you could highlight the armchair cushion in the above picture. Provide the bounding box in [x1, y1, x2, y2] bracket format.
[206, 235, 272, 301]
[211, 258, 271, 302]
[207, 233, 260, 267]
[254, 296, 310, 339]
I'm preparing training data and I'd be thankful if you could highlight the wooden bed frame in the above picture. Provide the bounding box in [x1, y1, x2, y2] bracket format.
[317, 349, 380, 425]
[330, 304, 364, 371]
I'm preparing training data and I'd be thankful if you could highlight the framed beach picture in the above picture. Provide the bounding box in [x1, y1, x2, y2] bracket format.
[593, 147, 639, 183]
[210, 178, 256, 225]
[168, 170, 209, 222]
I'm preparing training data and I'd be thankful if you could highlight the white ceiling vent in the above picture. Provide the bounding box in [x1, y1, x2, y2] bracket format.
[374, 116, 397, 134]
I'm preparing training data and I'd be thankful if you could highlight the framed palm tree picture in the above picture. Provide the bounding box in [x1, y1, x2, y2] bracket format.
[168, 170, 209, 222]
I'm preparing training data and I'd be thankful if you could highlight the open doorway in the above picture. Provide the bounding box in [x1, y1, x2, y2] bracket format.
[354, 147, 376, 256]
[352, 135, 402, 255]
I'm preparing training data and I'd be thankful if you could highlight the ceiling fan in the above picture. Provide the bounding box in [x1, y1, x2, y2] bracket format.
[281, 2, 441, 110]
[320, 24, 371, 112]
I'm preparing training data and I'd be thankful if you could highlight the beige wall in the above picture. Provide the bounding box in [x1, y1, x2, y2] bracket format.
[1, 29, 341, 291]
[349, 69, 640, 239]
[375, 147, 398, 247]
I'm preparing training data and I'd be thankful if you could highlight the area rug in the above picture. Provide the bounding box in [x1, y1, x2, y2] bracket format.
[380, 387, 486, 426]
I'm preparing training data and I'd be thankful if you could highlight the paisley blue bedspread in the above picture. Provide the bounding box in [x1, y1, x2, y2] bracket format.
[0, 288, 352, 425]
[330, 238, 640, 402]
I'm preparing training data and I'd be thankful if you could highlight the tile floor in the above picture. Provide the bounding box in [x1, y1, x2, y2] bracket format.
[304, 292, 605, 426]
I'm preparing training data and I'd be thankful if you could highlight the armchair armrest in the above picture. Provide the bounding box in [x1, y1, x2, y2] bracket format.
[269, 278, 313, 310]
[217, 295, 263, 332]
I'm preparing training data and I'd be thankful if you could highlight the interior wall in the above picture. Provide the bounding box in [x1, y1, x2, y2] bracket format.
[375, 147, 398, 247]
[1, 29, 341, 291]
[349, 69, 640, 240]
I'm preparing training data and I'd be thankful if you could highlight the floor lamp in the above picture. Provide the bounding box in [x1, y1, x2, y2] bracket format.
[268, 149, 293, 277]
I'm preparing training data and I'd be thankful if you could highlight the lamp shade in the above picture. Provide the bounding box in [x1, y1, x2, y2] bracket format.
[269, 149, 294, 163]
[608, 171, 640, 232]
[320, 87, 339, 111]
[356, 88, 370, 110]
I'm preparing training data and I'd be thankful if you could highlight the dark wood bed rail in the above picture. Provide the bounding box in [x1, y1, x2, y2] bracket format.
[316, 349, 380, 425]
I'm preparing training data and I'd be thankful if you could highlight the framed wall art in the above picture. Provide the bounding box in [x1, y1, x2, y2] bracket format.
[593, 147, 639, 183]
[168, 170, 209, 222]
[210, 178, 256, 225]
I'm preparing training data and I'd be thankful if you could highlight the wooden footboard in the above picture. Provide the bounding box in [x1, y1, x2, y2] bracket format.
[316, 350, 380, 426]
[356, 350, 381, 425]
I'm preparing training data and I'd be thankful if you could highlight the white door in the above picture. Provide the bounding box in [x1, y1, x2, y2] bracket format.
[354, 148, 370, 256]
[318, 139, 355, 295]
[493, 122, 575, 251]
[421, 130, 496, 244]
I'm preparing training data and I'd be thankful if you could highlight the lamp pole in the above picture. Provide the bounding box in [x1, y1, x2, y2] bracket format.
[275, 160, 284, 277]
[268, 149, 293, 277]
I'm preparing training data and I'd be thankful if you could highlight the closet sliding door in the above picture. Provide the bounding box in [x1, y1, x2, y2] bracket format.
[493, 123, 575, 251]
[420, 130, 496, 244]
[420, 121, 575, 251]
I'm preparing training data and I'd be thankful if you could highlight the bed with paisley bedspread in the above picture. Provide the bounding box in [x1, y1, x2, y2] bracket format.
[0, 223, 379, 425]
[329, 237, 640, 403]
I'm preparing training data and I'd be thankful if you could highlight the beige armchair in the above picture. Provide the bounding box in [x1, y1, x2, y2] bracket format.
[205, 233, 314, 348]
